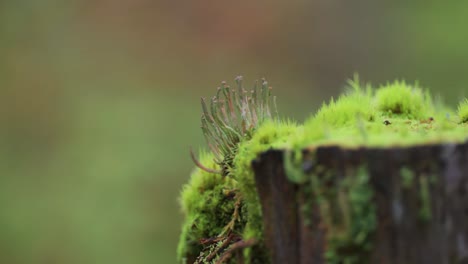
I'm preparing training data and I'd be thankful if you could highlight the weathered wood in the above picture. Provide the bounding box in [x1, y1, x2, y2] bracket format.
[252, 150, 299, 264]
[252, 141, 468, 264]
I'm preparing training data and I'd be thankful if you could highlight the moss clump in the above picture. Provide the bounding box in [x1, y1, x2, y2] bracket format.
[375, 81, 432, 119]
[458, 98, 468, 123]
[177, 152, 241, 262]
[284, 149, 309, 184]
[314, 80, 375, 127]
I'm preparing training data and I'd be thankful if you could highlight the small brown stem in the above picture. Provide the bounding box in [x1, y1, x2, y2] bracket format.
[199, 236, 224, 246]
[190, 147, 222, 174]
[205, 233, 236, 262]
[215, 239, 257, 264]
[222, 195, 242, 235]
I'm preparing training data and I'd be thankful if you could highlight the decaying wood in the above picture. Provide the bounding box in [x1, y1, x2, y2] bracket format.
[252, 141, 468, 264]
[252, 149, 300, 263]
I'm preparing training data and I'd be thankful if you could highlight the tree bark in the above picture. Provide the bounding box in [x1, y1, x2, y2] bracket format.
[252, 141, 468, 264]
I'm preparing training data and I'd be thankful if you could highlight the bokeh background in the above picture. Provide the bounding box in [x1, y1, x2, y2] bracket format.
[1, 1, 467, 263]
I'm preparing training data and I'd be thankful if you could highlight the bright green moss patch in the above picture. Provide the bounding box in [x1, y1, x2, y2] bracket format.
[458, 99, 468, 123]
[284, 149, 308, 184]
[314, 81, 375, 127]
[293, 80, 468, 149]
[375, 81, 432, 119]
[177, 152, 240, 262]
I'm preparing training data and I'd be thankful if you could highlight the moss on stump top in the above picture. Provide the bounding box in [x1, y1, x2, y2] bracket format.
[291, 80, 468, 149]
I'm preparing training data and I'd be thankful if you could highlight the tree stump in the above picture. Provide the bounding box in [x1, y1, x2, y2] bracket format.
[252, 141, 468, 264]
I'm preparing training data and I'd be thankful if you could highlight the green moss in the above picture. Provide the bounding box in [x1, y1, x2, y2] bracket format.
[292, 80, 467, 149]
[284, 149, 308, 184]
[178, 77, 468, 263]
[458, 98, 468, 123]
[314, 81, 375, 127]
[375, 81, 432, 119]
[400, 167, 415, 189]
[178, 121, 299, 263]
[177, 152, 239, 262]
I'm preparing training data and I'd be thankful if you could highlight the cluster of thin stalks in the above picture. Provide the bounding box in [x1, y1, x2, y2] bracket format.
[191, 76, 277, 174]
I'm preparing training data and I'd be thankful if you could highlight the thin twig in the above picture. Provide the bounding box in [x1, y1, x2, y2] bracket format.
[222, 194, 242, 235]
[199, 236, 225, 246]
[215, 239, 257, 264]
[205, 233, 236, 262]
[190, 147, 222, 174]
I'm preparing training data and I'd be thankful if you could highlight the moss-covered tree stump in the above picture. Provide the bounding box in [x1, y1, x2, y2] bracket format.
[253, 143, 468, 264]
[177, 77, 468, 263]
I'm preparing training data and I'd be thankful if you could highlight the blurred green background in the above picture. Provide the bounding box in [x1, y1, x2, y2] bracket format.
[1, 1, 467, 263]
